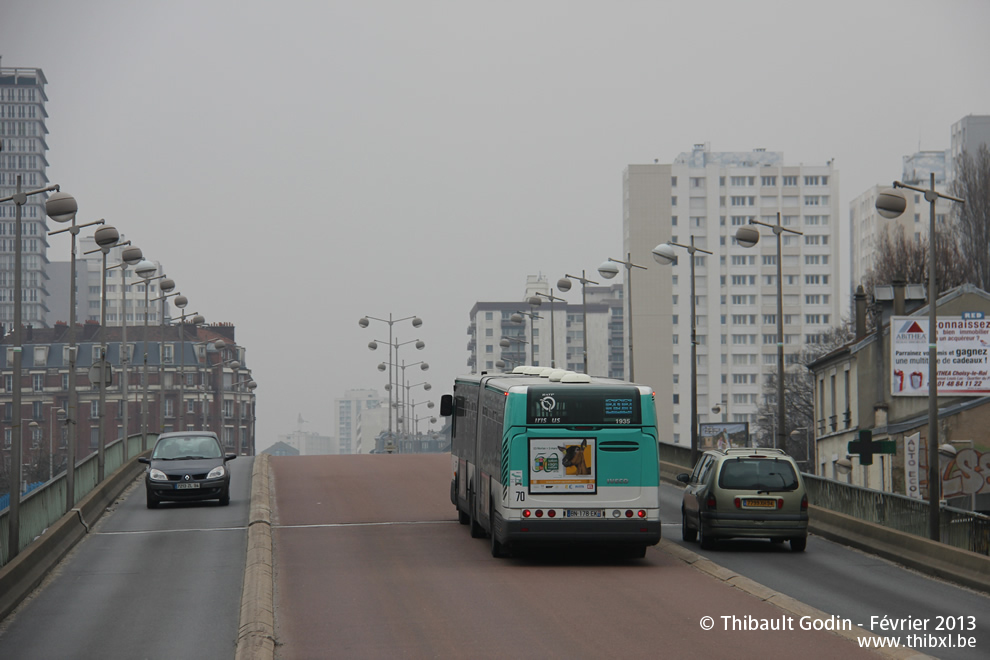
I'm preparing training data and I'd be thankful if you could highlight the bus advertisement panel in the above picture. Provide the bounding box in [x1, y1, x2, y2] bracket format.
[529, 438, 597, 494]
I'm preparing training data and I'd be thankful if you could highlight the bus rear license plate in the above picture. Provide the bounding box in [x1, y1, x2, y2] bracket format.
[743, 498, 774, 508]
[565, 509, 603, 518]
[176, 483, 201, 490]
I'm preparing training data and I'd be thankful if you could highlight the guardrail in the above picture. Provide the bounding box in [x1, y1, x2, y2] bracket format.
[0, 434, 153, 567]
[804, 474, 990, 556]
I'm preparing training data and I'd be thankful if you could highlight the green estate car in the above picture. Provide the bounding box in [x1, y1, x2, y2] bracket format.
[677, 447, 809, 552]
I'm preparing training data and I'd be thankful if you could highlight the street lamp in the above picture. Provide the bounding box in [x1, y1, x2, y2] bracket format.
[875, 173, 965, 542]
[83, 225, 130, 482]
[530, 290, 566, 368]
[599, 254, 648, 382]
[134, 260, 165, 450]
[154, 279, 178, 435]
[653, 238, 713, 467]
[510, 307, 542, 365]
[557, 270, 599, 374]
[174, 309, 204, 432]
[108, 244, 145, 460]
[2, 176, 72, 558]
[361, 313, 423, 436]
[46, 192, 98, 513]
[498, 335, 527, 369]
[735, 212, 803, 452]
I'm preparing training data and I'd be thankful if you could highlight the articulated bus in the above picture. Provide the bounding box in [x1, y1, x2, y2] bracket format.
[439, 367, 661, 558]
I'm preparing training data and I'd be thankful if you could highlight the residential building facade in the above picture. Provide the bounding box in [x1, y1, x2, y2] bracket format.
[623, 144, 842, 447]
[335, 388, 382, 454]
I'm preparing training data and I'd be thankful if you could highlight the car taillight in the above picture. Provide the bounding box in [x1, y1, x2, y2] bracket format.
[734, 497, 741, 509]
[706, 494, 717, 510]
[801, 494, 808, 511]
[777, 499, 784, 510]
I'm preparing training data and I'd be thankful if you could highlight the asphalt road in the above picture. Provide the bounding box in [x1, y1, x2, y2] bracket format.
[271, 454, 886, 660]
[658, 482, 990, 660]
[0, 455, 254, 660]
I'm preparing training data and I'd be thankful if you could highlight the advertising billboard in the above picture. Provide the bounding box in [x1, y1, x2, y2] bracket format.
[890, 315, 990, 397]
[699, 422, 750, 450]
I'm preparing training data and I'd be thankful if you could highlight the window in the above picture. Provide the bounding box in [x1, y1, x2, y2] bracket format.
[761, 176, 777, 186]
[32, 374, 43, 391]
[730, 176, 748, 186]
[91, 401, 99, 419]
[671, 196, 677, 206]
[782, 176, 798, 186]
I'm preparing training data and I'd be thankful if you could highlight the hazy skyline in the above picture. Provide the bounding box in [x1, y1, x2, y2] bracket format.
[2, 0, 989, 447]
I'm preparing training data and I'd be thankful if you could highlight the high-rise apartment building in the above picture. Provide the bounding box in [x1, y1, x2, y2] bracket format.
[950, 114, 990, 178]
[0, 63, 52, 333]
[336, 388, 383, 454]
[623, 144, 841, 446]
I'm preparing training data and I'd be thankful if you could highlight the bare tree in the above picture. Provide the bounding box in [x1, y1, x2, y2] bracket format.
[861, 223, 971, 312]
[951, 144, 990, 290]
[753, 323, 856, 458]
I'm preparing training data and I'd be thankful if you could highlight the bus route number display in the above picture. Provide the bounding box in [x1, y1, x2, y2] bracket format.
[526, 387, 640, 425]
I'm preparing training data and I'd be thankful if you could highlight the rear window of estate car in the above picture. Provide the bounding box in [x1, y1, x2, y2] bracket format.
[718, 458, 799, 491]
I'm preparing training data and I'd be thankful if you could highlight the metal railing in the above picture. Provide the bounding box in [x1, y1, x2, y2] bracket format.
[804, 474, 990, 556]
[0, 433, 150, 567]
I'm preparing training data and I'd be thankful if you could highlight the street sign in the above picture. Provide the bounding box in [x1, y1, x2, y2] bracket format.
[848, 429, 896, 466]
[88, 360, 113, 386]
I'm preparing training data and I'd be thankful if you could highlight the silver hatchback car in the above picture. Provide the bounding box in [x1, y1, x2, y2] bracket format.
[677, 447, 809, 552]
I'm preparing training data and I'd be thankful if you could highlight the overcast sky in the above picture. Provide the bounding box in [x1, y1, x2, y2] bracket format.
[2, 0, 989, 446]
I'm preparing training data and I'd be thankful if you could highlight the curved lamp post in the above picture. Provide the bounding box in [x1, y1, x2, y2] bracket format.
[154, 280, 178, 436]
[557, 270, 599, 374]
[876, 175, 965, 542]
[599, 254, 647, 381]
[134, 260, 165, 450]
[3, 180, 72, 558]
[110, 245, 145, 460]
[734, 213, 803, 452]
[46, 192, 98, 514]
[653, 238, 713, 467]
[83, 226, 128, 482]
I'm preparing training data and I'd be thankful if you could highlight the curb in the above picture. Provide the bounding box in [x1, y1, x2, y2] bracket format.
[657, 538, 935, 660]
[235, 452, 276, 660]
[0, 453, 148, 622]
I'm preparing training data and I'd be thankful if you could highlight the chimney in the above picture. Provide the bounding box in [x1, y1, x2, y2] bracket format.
[893, 279, 906, 316]
[855, 286, 867, 339]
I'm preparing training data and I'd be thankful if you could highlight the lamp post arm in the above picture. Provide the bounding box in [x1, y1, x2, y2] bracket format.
[892, 180, 965, 204]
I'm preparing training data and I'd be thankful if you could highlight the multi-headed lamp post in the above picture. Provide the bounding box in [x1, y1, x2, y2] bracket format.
[598, 254, 648, 382]
[876, 174, 965, 542]
[735, 212, 803, 453]
[557, 270, 599, 374]
[2, 178, 73, 559]
[359, 314, 423, 437]
[653, 238, 713, 467]
[510, 307, 541, 365]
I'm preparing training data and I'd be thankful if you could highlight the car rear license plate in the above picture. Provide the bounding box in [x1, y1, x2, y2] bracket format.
[176, 483, 201, 490]
[743, 498, 775, 508]
[565, 509, 603, 518]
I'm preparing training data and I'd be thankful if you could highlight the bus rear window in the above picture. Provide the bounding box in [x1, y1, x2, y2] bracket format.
[526, 386, 641, 425]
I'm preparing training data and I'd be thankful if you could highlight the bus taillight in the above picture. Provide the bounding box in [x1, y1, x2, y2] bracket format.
[637, 510, 646, 518]
[535, 509, 544, 518]
[547, 509, 556, 518]
[523, 509, 532, 518]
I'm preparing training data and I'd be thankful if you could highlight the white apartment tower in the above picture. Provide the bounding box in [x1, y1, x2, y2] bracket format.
[0, 63, 52, 333]
[623, 144, 841, 446]
[336, 388, 383, 454]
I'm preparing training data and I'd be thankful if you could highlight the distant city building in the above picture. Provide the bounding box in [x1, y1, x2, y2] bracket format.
[467, 276, 623, 377]
[623, 143, 841, 446]
[335, 388, 383, 454]
[260, 441, 299, 457]
[275, 427, 335, 455]
[950, 114, 990, 179]
[0, 62, 53, 333]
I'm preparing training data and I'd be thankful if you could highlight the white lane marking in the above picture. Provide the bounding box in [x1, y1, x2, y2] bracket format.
[276, 520, 459, 529]
[96, 526, 246, 535]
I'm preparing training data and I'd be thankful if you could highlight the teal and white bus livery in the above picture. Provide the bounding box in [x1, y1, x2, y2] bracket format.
[440, 368, 661, 558]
